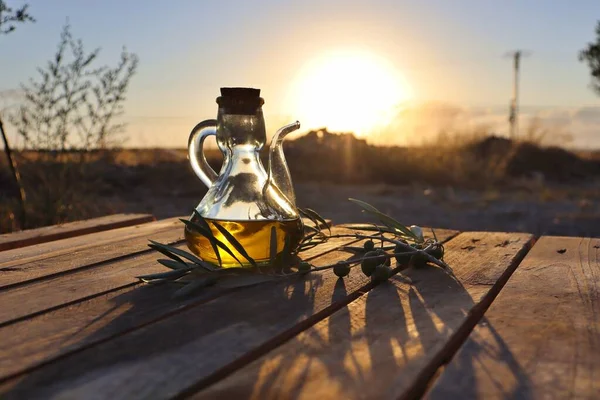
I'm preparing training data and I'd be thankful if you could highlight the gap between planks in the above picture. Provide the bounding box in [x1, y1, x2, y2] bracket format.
[426, 235, 600, 399]
[0, 241, 186, 292]
[0, 217, 331, 291]
[0, 229, 457, 399]
[0, 227, 354, 328]
[0, 213, 155, 252]
[179, 230, 461, 398]
[188, 231, 534, 400]
[0, 217, 178, 268]
[0, 217, 185, 290]
[399, 235, 536, 400]
[0, 228, 361, 385]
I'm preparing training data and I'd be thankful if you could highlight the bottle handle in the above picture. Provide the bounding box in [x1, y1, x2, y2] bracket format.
[188, 119, 218, 188]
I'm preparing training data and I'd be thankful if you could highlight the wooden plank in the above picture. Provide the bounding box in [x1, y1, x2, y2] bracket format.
[0, 226, 357, 382]
[0, 217, 183, 289]
[0, 225, 370, 381]
[0, 225, 356, 328]
[426, 236, 600, 399]
[0, 217, 329, 289]
[0, 213, 155, 252]
[0, 216, 181, 266]
[0, 217, 181, 268]
[0, 250, 170, 326]
[0, 228, 458, 399]
[303, 217, 332, 230]
[190, 231, 534, 400]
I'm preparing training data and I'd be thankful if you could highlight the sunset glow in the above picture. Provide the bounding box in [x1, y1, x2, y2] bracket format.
[286, 50, 412, 136]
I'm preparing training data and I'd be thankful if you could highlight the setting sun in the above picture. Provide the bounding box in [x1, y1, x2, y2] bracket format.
[286, 50, 412, 136]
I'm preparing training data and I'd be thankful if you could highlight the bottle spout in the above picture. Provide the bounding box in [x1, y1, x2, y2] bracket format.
[275, 121, 300, 139]
[266, 121, 301, 212]
[271, 121, 300, 149]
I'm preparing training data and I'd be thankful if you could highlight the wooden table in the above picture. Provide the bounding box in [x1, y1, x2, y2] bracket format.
[0, 217, 598, 399]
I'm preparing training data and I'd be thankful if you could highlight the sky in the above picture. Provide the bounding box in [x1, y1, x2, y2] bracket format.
[1, 0, 600, 148]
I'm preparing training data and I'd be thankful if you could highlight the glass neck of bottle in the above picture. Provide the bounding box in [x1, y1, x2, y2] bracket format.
[216, 109, 267, 151]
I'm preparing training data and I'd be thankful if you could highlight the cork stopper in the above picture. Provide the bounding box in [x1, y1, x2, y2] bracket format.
[217, 87, 264, 114]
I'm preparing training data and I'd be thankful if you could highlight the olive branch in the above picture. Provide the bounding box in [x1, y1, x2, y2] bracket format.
[139, 199, 450, 299]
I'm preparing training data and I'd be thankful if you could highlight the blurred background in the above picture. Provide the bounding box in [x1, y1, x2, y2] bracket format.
[1, 0, 600, 236]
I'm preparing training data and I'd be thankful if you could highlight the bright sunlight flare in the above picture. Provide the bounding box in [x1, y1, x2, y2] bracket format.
[286, 50, 412, 136]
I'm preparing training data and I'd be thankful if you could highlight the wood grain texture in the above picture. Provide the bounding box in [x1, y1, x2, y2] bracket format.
[0, 217, 328, 289]
[0, 249, 172, 327]
[0, 228, 457, 399]
[302, 218, 332, 229]
[0, 227, 352, 383]
[0, 225, 359, 329]
[0, 217, 183, 289]
[0, 233, 362, 398]
[192, 232, 534, 400]
[427, 236, 600, 399]
[0, 219, 343, 337]
[0, 213, 155, 252]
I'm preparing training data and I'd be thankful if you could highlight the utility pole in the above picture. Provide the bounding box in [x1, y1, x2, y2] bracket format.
[509, 51, 520, 139]
[505, 50, 531, 140]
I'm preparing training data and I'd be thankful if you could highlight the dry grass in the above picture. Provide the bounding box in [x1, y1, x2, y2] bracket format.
[1, 130, 599, 234]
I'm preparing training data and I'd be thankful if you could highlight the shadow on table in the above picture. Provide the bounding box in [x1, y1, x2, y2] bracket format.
[405, 266, 533, 399]
[218, 264, 534, 399]
[427, 315, 533, 399]
[3, 265, 328, 398]
[5, 260, 532, 399]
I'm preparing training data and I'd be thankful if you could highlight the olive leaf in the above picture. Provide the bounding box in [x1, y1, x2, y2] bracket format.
[302, 229, 327, 244]
[175, 268, 213, 282]
[301, 208, 331, 235]
[180, 219, 242, 266]
[182, 216, 222, 267]
[212, 221, 257, 267]
[172, 276, 218, 299]
[297, 243, 318, 252]
[192, 210, 223, 267]
[137, 269, 192, 282]
[180, 217, 213, 238]
[341, 245, 395, 254]
[157, 259, 195, 270]
[337, 223, 396, 234]
[348, 198, 419, 240]
[303, 224, 321, 235]
[149, 240, 216, 272]
[431, 228, 438, 242]
[299, 208, 317, 227]
[191, 209, 211, 231]
[148, 242, 188, 267]
[301, 231, 320, 243]
[142, 198, 450, 300]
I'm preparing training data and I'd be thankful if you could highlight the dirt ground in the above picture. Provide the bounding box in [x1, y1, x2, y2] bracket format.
[112, 180, 600, 238]
[3, 139, 600, 237]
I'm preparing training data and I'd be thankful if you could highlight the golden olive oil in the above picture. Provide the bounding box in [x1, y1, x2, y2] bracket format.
[184, 218, 304, 267]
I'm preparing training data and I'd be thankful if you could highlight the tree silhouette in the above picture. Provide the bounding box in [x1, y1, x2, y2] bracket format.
[0, 0, 34, 34]
[0, 1, 34, 229]
[5, 22, 139, 229]
[12, 23, 139, 152]
[579, 21, 600, 95]
[1, 10, 139, 230]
